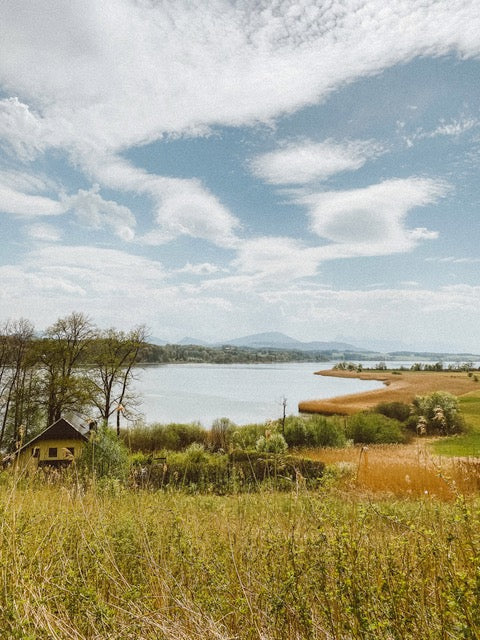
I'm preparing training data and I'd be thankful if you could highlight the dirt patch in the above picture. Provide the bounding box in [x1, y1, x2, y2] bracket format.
[298, 369, 479, 415]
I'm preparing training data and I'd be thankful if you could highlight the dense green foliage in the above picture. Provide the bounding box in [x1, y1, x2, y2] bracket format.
[412, 391, 465, 435]
[374, 401, 412, 422]
[346, 412, 409, 444]
[77, 426, 129, 480]
[139, 343, 332, 364]
[123, 410, 410, 453]
[121, 421, 207, 452]
[2, 484, 480, 639]
[132, 446, 325, 492]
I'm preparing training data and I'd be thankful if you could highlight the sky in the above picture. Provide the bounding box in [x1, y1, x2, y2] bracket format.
[1, 0, 480, 353]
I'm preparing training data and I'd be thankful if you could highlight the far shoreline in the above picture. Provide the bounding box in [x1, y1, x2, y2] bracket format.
[298, 368, 480, 415]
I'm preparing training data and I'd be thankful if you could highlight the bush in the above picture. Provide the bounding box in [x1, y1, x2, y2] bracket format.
[145, 449, 325, 492]
[77, 426, 129, 480]
[283, 417, 308, 447]
[282, 415, 346, 448]
[256, 432, 288, 453]
[412, 391, 465, 435]
[229, 423, 264, 450]
[208, 417, 236, 451]
[305, 415, 346, 448]
[346, 413, 408, 444]
[123, 422, 207, 452]
[374, 401, 412, 422]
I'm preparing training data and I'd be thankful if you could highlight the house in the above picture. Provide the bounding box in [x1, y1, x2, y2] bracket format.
[12, 417, 90, 469]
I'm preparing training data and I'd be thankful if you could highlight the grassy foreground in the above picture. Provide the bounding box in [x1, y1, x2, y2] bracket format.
[2, 478, 480, 639]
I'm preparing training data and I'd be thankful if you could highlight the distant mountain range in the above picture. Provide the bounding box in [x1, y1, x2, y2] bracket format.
[152, 331, 364, 352]
[214, 331, 362, 352]
[148, 331, 480, 360]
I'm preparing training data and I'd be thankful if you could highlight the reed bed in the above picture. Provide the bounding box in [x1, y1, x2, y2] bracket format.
[299, 370, 480, 415]
[304, 441, 480, 499]
[1, 472, 480, 639]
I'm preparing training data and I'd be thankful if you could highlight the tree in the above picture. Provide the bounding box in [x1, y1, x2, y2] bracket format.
[0, 319, 39, 450]
[88, 325, 148, 435]
[38, 312, 97, 424]
[209, 417, 235, 451]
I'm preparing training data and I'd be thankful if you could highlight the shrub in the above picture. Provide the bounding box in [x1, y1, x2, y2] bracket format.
[77, 426, 129, 480]
[283, 416, 307, 447]
[282, 415, 346, 448]
[208, 417, 236, 451]
[231, 423, 265, 450]
[144, 449, 324, 492]
[305, 415, 346, 448]
[374, 401, 412, 422]
[412, 391, 466, 435]
[123, 422, 207, 452]
[346, 413, 408, 444]
[256, 432, 288, 454]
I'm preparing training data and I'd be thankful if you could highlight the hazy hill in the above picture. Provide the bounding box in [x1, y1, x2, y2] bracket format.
[180, 331, 364, 352]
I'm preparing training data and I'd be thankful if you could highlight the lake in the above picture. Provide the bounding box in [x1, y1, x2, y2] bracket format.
[132, 362, 384, 427]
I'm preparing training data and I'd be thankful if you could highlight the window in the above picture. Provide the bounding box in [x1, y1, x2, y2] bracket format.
[32, 447, 40, 458]
[48, 447, 57, 458]
[66, 447, 74, 457]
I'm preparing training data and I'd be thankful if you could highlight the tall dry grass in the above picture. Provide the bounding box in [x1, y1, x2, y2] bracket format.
[304, 441, 480, 499]
[1, 468, 480, 639]
[299, 369, 480, 414]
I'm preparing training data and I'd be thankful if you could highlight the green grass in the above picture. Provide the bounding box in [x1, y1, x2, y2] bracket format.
[432, 391, 480, 457]
[432, 431, 480, 457]
[459, 392, 480, 430]
[2, 477, 480, 639]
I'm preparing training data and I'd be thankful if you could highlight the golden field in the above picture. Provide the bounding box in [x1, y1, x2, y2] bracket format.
[303, 440, 480, 499]
[299, 369, 480, 415]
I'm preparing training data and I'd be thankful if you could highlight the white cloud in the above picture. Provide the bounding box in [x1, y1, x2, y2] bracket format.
[91, 156, 241, 248]
[300, 177, 448, 253]
[64, 187, 136, 241]
[250, 139, 383, 184]
[0, 183, 64, 216]
[0, 98, 49, 160]
[26, 223, 62, 242]
[27, 246, 167, 292]
[0, 170, 137, 240]
[234, 237, 321, 280]
[1, 1, 478, 246]
[426, 256, 480, 264]
[2, 1, 480, 154]
[177, 262, 227, 276]
[401, 116, 480, 147]
[1, 240, 479, 350]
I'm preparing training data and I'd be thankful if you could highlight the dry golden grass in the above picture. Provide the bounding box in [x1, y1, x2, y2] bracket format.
[304, 440, 480, 499]
[299, 369, 479, 415]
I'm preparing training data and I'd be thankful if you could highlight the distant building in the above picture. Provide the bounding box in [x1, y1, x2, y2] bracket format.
[8, 417, 90, 469]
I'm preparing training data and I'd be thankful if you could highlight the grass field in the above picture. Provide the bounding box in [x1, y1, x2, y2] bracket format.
[299, 369, 480, 415]
[2, 478, 480, 639]
[4, 373, 480, 638]
[431, 391, 480, 457]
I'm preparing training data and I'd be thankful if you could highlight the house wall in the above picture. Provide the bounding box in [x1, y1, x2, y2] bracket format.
[17, 438, 85, 469]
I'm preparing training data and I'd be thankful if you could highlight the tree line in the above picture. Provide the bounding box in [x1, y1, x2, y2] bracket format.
[0, 312, 147, 451]
[139, 343, 332, 364]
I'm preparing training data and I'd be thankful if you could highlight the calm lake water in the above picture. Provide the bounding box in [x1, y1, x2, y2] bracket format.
[132, 362, 384, 427]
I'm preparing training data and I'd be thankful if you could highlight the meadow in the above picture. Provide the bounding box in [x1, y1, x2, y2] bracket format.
[3, 374, 480, 638]
[2, 477, 480, 639]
